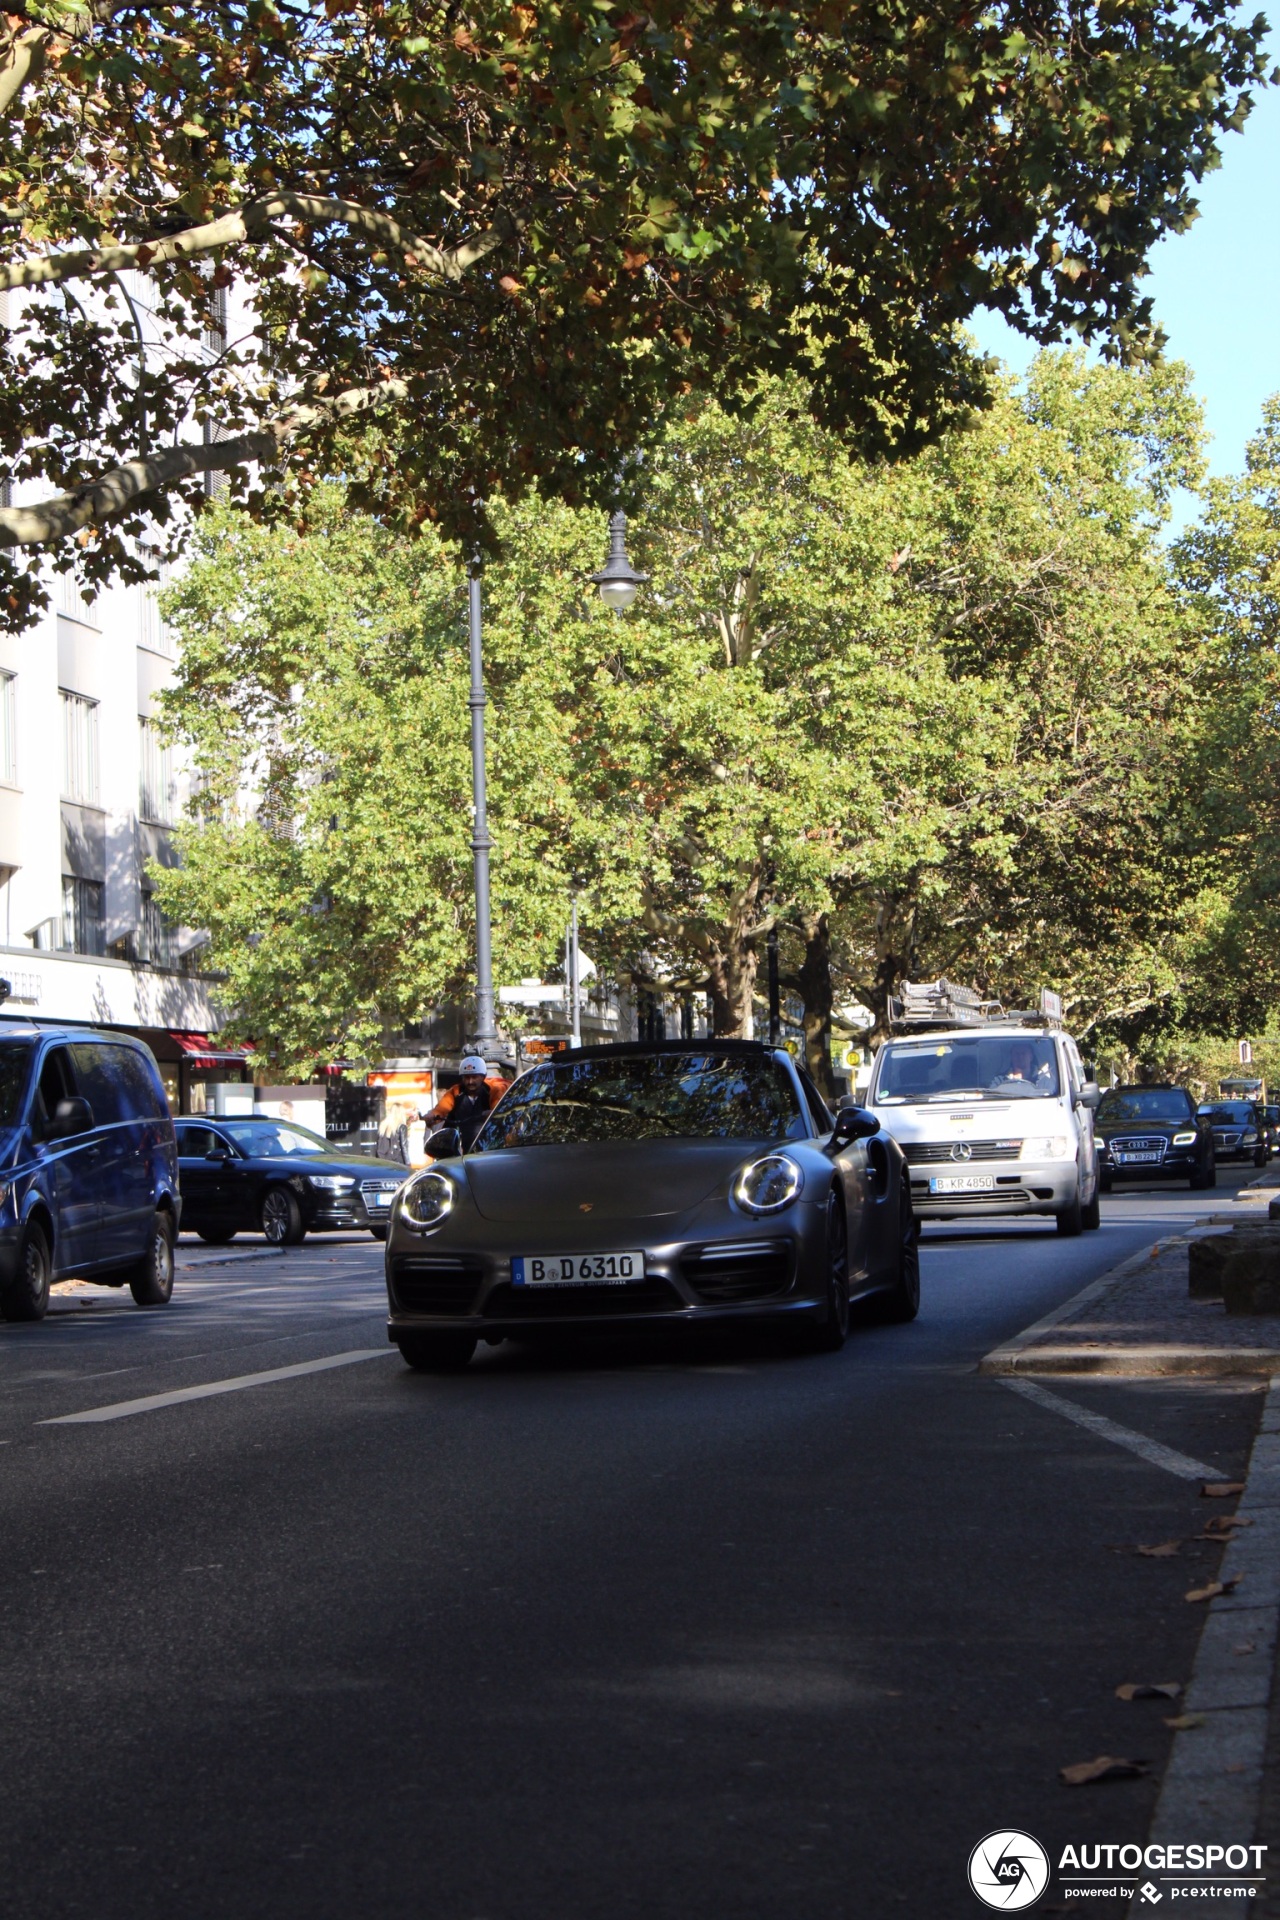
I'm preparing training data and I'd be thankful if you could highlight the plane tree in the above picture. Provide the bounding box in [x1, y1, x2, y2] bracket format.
[0, 0, 1270, 628]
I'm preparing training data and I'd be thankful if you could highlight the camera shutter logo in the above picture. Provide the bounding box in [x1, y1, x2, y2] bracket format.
[968, 1831, 1050, 1910]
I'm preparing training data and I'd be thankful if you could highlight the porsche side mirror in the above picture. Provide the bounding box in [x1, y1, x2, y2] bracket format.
[426, 1126, 463, 1160]
[830, 1106, 879, 1149]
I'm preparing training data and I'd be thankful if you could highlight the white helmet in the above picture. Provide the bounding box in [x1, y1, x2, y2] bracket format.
[459, 1054, 487, 1076]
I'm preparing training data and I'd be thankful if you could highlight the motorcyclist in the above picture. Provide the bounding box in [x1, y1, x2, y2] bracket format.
[420, 1055, 510, 1152]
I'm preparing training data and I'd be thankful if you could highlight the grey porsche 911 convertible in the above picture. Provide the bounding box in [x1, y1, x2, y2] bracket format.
[384, 1039, 919, 1371]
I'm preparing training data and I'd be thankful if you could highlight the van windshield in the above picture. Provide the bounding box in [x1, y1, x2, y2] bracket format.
[0, 1040, 34, 1126]
[874, 1035, 1061, 1103]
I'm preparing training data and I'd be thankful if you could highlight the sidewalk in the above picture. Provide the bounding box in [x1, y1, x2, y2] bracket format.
[981, 1167, 1280, 1379]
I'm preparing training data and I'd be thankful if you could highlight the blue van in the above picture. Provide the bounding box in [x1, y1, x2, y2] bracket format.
[0, 1024, 180, 1321]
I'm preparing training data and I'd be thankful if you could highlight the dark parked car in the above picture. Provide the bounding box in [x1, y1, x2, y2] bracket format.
[1095, 1085, 1215, 1191]
[0, 1022, 179, 1321]
[1196, 1100, 1262, 1166]
[385, 1038, 919, 1372]
[175, 1116, 407, 1244]
[1253, 1104, 1280, 1164]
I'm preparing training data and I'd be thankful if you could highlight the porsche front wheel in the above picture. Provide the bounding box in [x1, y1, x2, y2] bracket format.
[877, 1174, 921, 1323]
[804, 1193, 850, 1353]
[396, 1332, 476, 1373]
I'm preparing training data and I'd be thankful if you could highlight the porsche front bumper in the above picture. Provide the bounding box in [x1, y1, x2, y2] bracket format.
[385, 1209, 830, 1338]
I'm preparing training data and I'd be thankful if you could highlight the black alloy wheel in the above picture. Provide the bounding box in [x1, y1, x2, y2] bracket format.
[876, 1173, 921, 1323]
[261, 1186, 305, 1247]
[806, 1191, 850, 1353]
[197, 1227, 237, 1245]
[129, 1211, 175, 1307]
[2, 1219, 51, 1322]
[396, 1332, 477, 1372]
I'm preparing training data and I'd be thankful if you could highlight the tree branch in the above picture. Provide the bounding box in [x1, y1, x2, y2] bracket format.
[0, 195, 511, 294]
[0, 377, 409, 547]
[0, 24, 50, 118]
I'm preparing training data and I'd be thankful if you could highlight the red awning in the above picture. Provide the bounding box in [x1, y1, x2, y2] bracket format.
[169, 1031, 250, 1069]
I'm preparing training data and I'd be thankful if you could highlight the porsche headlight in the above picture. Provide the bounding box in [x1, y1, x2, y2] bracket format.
[1171, 1131, 1197, 1147]
[732, 1154, 803, 1216]
[400, 1170, 455, 1229]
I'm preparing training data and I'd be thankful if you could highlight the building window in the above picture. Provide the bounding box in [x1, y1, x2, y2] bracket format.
[60, 691, 100, 804]
[55, 573, 100, 628]
[141, 889, 177, 968]
[139, 718, 175, 822]
[0, 670, 14, 784]
[62, 877, 105, 956]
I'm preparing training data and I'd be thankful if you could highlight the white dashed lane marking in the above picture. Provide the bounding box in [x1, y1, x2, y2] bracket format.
[1003, 1377, 1219, 1482]
[41, 1348, 395, 1425]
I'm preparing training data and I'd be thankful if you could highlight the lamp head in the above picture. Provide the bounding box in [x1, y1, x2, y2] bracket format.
[591, 511, 648, 610]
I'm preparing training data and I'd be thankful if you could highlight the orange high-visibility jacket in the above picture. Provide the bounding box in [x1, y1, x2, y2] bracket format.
[422, 1076, 510, 1127]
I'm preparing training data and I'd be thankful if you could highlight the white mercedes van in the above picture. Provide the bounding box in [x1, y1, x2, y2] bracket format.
[865, 983, 1102, 1235]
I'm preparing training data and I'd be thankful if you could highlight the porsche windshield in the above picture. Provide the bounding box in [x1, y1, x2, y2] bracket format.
[0, 1040, 33, 1127]
[474, 1054, 808, 1147]
[874, 1035, 1061, 1102]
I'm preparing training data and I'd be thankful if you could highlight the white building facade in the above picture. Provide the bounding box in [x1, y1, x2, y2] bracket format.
[0, 565, 239, 1112]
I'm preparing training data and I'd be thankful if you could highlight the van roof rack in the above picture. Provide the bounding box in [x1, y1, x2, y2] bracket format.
[888, 980, 1063, 1032]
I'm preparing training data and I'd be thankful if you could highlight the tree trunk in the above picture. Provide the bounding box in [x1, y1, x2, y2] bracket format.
[796, 912, 837, 1100]
[865, 891, 919, 1043]
[705, 872, 762, 1037]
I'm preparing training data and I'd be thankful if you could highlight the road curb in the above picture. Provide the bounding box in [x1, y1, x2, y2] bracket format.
[1125, 1377, 1280, 1915]
[176, 1248, 289, 1270]
[978, 1232, 1280, 1379]
[977, 1239, 1186, 1376]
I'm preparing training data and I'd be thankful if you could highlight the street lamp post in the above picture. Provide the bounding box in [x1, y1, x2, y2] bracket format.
[463, 517, 646, 1059]
[566, 883, 582, 1048]
[467, 564, 500, 1054]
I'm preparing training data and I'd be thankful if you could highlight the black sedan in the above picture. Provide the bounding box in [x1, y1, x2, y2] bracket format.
[1095, 1085, 1215, 1190]
[175, 1117, 408, 1244]
[1197, 1100, 1264, 1166]
[384, 1039, 919, 1371]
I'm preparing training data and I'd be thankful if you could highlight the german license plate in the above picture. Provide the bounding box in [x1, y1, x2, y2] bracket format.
[512, 1252, 646, 1286]
[928, 1173, 995, 1194]
[1115, 1151, 1161, 1164]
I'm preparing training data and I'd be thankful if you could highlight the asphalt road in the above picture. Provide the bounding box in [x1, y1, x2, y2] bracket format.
[0, 1169, 1268, 1918]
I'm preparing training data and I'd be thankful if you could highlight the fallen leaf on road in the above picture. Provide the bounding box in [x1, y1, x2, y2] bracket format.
[1201, 1482, 1246, 1499]
[1201, 1514, 1252, 1537]
[1116, 1682, 1181, 1701]
[1060, 1756, 1149, 1786]
[1185, 1577, 1241, 1603]
[1163, 1713, 1206, 1731]
[1233, 1643, 1256, 1656]
[1137, 1540, 1183, 1558]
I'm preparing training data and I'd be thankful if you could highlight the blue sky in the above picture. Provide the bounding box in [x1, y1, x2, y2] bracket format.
[968, 51, 1280, 487]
